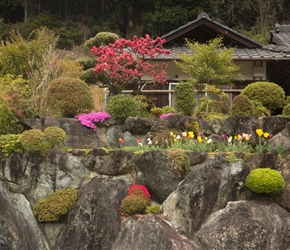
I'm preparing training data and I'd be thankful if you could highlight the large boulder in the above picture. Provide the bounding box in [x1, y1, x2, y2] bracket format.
[111, 215, 198, 250]
[133, 150, 191, 202]
[0, 181, 49, 250]
[123, 116, 155, 135]
[162, 154, 250, 238]
[196, 199, 290, 250]
[54, 175, 133, 250]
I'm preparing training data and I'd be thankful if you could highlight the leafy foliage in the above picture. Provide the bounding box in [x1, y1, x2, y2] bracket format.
[175, 37, 240, 92]
[106, 94, 138, 123]
[0, 134, 24, 156]
[174, 81, 196, 116]
[245, 168, 285, 194]
[91, 34, 170, 95]
[85, 32, 120, 48]
[45, 77, 94, 117]
[33, 188, 78, 222]
[43, 127, 67, 149]
[241, 81, 285, 112]
[231, 94, 256, 116]
[19, 129, 50, 155]
[282, 103, 290, 117]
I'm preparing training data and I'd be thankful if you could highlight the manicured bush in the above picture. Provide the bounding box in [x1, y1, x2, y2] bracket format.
[45, 77, 94, 117]
[162, 105, 176, 114]
[119, 194, 150, 216]
[43, 126, 67, 149]
[84, 32, 119, 48]
[241, 81, 285, 112]
[145, 205, 162, 214]
[0, 134, 24, 156]
[245, 168, 285, 194]
[33, 188, 78, 222]
[231, 94, 256, 116]
[19, 129, 50, 154]
[282, 103, 290, 117]
[76, 57, 97, 70]
[81, 68, 99, 85]
[106, 94, 138, 123]
[174, 81, 196, 116]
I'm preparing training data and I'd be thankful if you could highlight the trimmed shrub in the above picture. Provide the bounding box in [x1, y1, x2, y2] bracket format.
[45, 77, 94, 117]
[106, 94, 138, 123]
[241, 81, 285, 112]
[33, 188, 78, 222]
[174, 81, 196, 116]
[81, 68, 99, 85]
[19, 129, 50, 154]
[0, 134, 24, 156]
[76, 57, 97, 70]
[162, 105, 176, 114]
[231, 94, 256, 116]
[43, 126, 67, 149]
[119, 194, 150, 216]
[282, 103, 290, 117]
[145, 205, 162, 214]
[245, 168, 285, 194]
[84, 32, 119, 48]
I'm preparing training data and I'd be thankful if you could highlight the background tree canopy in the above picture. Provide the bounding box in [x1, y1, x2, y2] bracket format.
[0, 0, 289, 48]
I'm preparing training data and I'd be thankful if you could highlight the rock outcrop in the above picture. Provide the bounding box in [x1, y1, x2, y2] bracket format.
[1, 116, 290, 249]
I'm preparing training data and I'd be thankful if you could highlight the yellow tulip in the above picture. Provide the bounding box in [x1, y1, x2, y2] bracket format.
[170, 131, 174, 137]
[188, 131, 194, 138]
[263, 132, 270, 139]
[256, 129, 263, 137]
[197, 136, 202, 142]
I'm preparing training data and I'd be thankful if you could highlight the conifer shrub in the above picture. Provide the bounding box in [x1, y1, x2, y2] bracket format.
[120, 194, 150, 216]
[45, 77, 94, 117]
[81, 68, 99, 84]
[145, 205, 162, 214]
[106, 94, 138, 123]
[231, 94, 256, 116]
[43, 126, 67, 149]
[76, 57, 97, 70]
[19, 129, 50, 154]
[282, 103, 290, 117]
[84, 32, 119, 48]
[241, 81, 285, 112]
[0, 134, 24, 156]
[162, 105, 176, 114]
[120, 184, 151, 216]
[245, 168, 285, 194]
[33, 188, 78, 222]
[174, 81, 196, 116]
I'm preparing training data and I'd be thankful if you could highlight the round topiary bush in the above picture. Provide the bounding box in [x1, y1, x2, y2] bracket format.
[282, 103, 290, 117]
[19, 129, 50, 154]
[119, 194, 150, 216]
[106, 94, 138, 123]
[84, 32, 119, 48]
[174, 81, 196, 116]
[245, 168, 285, 194]
[231, 94, 256, 116]
[43, 126, 67, 149]
[45, 77, 94, 117]
[241, 81, 285, 112]
[33, 188, 78, 222]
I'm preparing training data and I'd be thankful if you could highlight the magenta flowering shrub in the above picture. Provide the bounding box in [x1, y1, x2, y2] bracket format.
[160, 113, 175, 119]
[75, 112, 111, 131]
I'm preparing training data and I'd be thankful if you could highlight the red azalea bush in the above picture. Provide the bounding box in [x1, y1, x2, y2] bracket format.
[120, 184, 151, 216]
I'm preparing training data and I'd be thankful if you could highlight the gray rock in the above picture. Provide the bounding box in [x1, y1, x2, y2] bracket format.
[0, 181, 49, 250]
[162, 154, 249, 238]
[123, 116, 155, 135]
[54, 175, 133, 250]
[111, 215, 198, 250]
[133, 150, 190, 202]
[196, 199, 290, 250]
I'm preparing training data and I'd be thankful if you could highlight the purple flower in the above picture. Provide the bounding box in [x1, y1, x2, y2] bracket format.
[75, 112, 111, 131]
[160, 113, 175, 119]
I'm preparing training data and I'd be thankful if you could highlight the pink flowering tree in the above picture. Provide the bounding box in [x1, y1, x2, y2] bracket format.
[91, 34, 170, 95]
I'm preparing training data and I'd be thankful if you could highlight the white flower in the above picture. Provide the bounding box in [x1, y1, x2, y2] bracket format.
[207, 138, 213, 144]
[228, 136, 232, 143]
[176, 135, 181, 140]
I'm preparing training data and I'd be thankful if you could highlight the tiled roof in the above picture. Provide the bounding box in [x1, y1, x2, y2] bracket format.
[161, 12, 262, 48]
[270, 24, 290, 47]
[152, 46, 290, 61]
